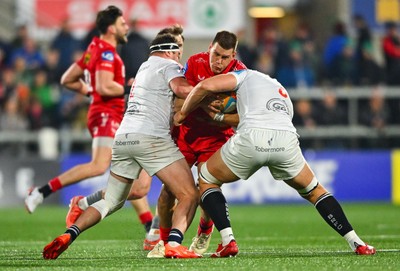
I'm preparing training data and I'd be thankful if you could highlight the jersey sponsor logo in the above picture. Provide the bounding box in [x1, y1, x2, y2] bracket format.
[101, 62, 113, 68]
[126, 101, 141, 114]
[195, 57, 207, 64]
[101, 51, 114, 62]
[115, 140, 140, 146]
[266, 98, 290, 115]
[197, 74, 205, 81]
[278, 87, 288, 98]
[83, 52, 91, 64]
[255, 146, 285, 152]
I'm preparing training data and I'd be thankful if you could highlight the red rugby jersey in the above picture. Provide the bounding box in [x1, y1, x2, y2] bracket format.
[179, 52, 246, 145]
[76, 37, 125, 121]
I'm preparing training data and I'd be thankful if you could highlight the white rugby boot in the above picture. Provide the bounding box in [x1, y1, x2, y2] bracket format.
[147, 240, 165, 258]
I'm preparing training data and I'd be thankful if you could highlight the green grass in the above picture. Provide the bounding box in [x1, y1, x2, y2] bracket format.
[0, 203, 399, 270]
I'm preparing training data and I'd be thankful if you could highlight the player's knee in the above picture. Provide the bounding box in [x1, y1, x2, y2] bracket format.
[103, 174, 132, 216]
[86, 161, 109, 176]
[129, 183, 151, 199]
[199, 162, 222, 186]
[91, 199, 110, 219]
[297, 177, 320, 199]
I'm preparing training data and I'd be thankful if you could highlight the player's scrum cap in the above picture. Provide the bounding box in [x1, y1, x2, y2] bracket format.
[149, 43, 180, 53]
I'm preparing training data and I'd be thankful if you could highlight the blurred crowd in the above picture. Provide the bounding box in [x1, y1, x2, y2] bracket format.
[0, 15, 400, 152]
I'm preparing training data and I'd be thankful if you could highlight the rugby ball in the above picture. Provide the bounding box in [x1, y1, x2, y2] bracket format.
[218, 91, 237, 113]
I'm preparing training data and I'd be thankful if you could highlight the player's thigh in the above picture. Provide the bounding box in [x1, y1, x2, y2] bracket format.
[134, 135, 185, 176]
[111, 134, 142, 180]
[92, 137, 113, 168]
[284, 162, 315, 190]
[267, 130, 306, 181]
[203, 149, 239, 183]
[131, 169, 152, 192]
[215, 130, 264, 181]
[156, 158, 197, 198]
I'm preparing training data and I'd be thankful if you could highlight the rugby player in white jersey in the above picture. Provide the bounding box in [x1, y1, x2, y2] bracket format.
[43, 33, 201, 259]
[175, 69, 376, 257]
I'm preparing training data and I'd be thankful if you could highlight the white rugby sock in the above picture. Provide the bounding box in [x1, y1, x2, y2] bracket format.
[344, 230, 365, 251]
[220, 228, 235, 246]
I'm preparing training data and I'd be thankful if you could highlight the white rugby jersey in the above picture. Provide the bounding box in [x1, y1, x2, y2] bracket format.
[116, 56, 185, 138]
[231, 69, 297, 134]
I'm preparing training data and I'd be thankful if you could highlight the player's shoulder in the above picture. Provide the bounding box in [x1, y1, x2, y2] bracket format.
[187, 52, 209, 64]
[232, 59, 247, 70]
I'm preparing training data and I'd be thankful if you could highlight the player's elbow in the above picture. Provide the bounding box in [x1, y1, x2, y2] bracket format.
[96, 82, 110, 96]
[174, 85, 192, 98]
[60, 73, 70, 87]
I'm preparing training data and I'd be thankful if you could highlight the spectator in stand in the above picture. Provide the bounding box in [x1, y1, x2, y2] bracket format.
[277, 23, 317, 89]
[0, 96, 29, 132]
[382, 21, 400, 85]
[119, 18, 150, 79]
[323, 21, 355, 86]
[292, 99, 318, 149]
[236, 28, 258, 69]
[0, 38, 11, 71]
[316, 91, 347, 126]
[43, 48, 62, 86]
[292, 99, 316, 128]
[353, 15, 383, 86]
[13, 55, 34, 87]
[0, 96, 30, 156]
[315, 91, 347, 148]
[10, 37, 46, 72]
[10, 24, 29, 49]
[0, 68, 17, 111]
[257, 25, 289, 78]
[50, 18, 81, 82]
[359, 90, 391, 148]
[31, 69, 60, 128]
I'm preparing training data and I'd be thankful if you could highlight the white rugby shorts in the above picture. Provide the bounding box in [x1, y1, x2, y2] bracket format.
[111, 133, 184, 179]
[221, 128, 305, 180]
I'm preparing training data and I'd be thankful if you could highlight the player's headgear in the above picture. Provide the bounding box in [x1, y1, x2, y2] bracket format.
[149, 34, 180, 53]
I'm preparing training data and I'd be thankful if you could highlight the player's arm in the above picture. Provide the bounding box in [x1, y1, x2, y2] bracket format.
[60, 63, 90, 96]
[175, 73, 237, 124]
[170, 76, 193, 99]
[173, 97, 185, 113]
[203, 108, 239, 127]
[96, 70, 124, 97]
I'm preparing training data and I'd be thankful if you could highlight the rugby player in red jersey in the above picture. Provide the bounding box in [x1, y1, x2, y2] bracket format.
[147, 30, 246, 258]
[23, 6, 158, 236]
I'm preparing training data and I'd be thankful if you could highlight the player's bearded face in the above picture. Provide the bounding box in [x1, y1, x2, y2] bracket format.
[116, 31, 128, 44]
[115, 17, 128, 44]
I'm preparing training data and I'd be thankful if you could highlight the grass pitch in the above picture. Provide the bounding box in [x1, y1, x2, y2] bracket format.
[0, 203, 399, 270]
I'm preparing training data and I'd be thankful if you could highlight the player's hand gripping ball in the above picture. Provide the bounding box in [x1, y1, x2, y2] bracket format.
[217, 91, 237, 113]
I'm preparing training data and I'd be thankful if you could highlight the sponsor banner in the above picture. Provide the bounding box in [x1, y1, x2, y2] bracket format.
[0, 157, 60, 207]
[59, 150, 392, 206]
[28, 0, 245, 38]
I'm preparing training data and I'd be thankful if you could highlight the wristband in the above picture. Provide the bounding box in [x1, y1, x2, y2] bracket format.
[213, 112, 225, 122]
